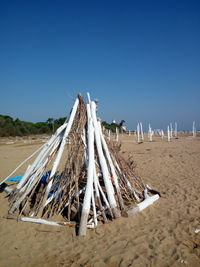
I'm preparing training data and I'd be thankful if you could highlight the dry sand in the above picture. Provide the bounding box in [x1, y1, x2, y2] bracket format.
[0, 134, 200, 266]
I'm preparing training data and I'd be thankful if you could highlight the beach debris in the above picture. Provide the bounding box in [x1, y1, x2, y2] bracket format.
[0, 93, 160, 235]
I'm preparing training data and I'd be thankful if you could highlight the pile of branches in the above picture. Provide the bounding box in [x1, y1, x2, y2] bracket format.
[3, 94, 149, 235]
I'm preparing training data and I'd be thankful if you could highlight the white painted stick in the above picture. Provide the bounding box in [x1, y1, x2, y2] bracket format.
[127, 194, 159, 216]
[16, 122, 68, 190]
[79, 104, 95, 236]
[7, 215, 73, 227]
[87, 92, 91, 103]
[21, 133, 63, 193]
[98, 121, 124, 209]
[9, 157, 50, 213]
[50, 98, 79, 179]
[0, 145, 44, 186]
[91, 189, 98, 226]
[90, 102, 118, 215]
[40, 98, 79, 210]
[95, 171, 110, 209]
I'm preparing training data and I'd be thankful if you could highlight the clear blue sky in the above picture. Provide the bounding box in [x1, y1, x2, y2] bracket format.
[0, 0, 199, 130]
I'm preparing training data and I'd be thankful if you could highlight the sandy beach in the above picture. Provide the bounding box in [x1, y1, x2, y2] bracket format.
[0, 134, 200, 267]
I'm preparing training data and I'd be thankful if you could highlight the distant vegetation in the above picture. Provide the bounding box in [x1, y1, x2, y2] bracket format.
[0, 115, 66, 137]
[102, 121, 120, 132]
[0, 114, 121, 137]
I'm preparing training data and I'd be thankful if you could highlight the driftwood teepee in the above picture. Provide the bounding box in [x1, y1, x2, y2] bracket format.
[1, 93, 159, 236]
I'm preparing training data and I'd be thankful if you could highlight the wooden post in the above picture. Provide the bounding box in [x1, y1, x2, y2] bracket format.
[193, 121, 196, 138]
[174, 122, 178, 138]
[170, 123, 173, 138]
[140, 122, 144, 141]
[161, 130, 164, 139]
[167, 126, 170, 142]
[148, 124, 152, 142]
[137, 123, 140, 143]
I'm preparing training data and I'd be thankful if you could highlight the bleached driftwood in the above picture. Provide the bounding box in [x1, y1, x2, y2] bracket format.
[7, 214, 75, 227]
[0, 145, 43, 186]
[39, 98, 79, 212]
[91, 101, 119, 218]
[98, 121, 124, 210]
[79, 104, 95, 236]
[127, 194, 159, 216]
[16, 122, 68, 191]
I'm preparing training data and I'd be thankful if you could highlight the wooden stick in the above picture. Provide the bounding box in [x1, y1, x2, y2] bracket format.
[93, 166, 108, 223]
[90, 102, 119, 218]
[39, 98, 79, 213]
[16, 122, 68, 190]
[1, 145, 44, 186]
[98, 121, 124, 210]
[7, 214, 75, 227]
[79, 104, 95, 236]
[127, 194, 159, 216]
